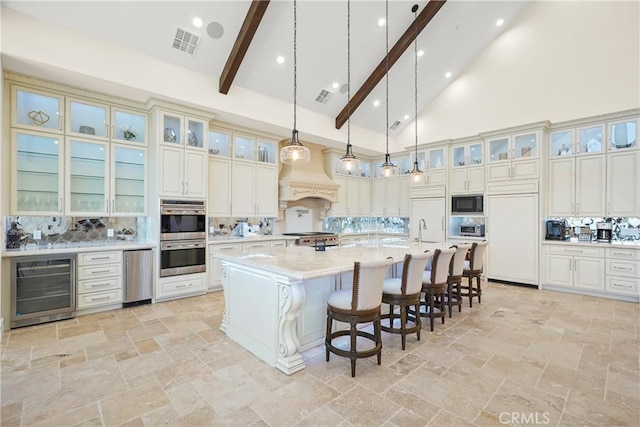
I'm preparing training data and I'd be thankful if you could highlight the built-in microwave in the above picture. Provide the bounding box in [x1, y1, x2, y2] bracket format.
[451, 195, 484, 214]
[160, 199, 206, 241]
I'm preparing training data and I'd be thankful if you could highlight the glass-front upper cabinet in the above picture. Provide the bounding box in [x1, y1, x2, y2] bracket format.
[488, 137, 510, 162]
[360, 161, 371, 178]
[257, 139, 277, 164]
[12, 87, 64, 134]
[549, 129, 574, 157]
[112, 145, 146, 215]
[451, 142, 482, 167]
[578, 124, 604, 154]
[234, 135, 255, 161]
[397, 156, 410, 175]
[428, 147, 445, 169]
[186, 118, 205, 149]
[67, 99, 109, 139]
[66, 138, 108, 215]
[162, 113, 183, 145]
[488, 133, 538, 162]
[208, 130, 231, 157]
[12, 130, 64, 214]
[112, 108, 147, 145]
[513, 133, 537, 159]
[608, 119, 638, 151]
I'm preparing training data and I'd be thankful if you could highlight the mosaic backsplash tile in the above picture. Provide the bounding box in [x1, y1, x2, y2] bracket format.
[546, 217, 640, 241]
[4, 216, 144, 249]
[323, 217, 409, 235]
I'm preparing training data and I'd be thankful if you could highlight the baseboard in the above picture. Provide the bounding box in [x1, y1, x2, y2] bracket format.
[487, 278, 539, 289]
[0, 317, 4, 340]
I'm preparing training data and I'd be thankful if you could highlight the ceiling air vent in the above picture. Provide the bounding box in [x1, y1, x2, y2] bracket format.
[172, 27, 200, 55]
[315, 89, 332, 104]
[390, 120, 402, 130]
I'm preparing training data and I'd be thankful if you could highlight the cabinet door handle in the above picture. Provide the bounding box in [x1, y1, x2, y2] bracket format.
[569, 259, 572, 270]
[112, 199, 115, 212]
[575, 202, 579, 214]
[185, 182, 189, 194]
[105, 123, 109, 139]
[90, 295, 112, 302]
[181, 182, 185, 195]
[441, 217, 445, 231]
[59, 198, 63, 213]
[59, 115, 64, 131]
[607, 201, 611, 215]
[91, 269, 111, 274]
[176, 283, 193, 288]
[90, 256, 111, 260]
[229, 204, 232, 214]
[611, 251, 634, 257]
[91, 282, 112, 288]
[615, 283, 633, 289]
[612, 265, 633, 271]
[111, 125, 115, 139]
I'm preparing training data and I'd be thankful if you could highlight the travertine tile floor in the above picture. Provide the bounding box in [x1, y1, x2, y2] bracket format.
[1, 282, 638, 427]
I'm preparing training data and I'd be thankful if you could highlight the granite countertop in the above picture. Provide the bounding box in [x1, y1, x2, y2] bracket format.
[2, 241, 157, 257]
[208, 235, 299, 244]
[213, 240, 444, 280]
[542, 239, 640, 249]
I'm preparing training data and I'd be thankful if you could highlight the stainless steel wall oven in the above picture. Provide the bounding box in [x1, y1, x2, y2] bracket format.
[159, 199, 206, 277]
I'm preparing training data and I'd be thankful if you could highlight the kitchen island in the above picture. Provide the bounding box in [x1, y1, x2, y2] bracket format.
[215, 240, 444, 375]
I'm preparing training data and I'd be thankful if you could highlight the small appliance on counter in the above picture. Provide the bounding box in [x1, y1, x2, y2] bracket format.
[459, 223, 485, 237]
[545, 220, 570, 240]
[596, 222, 613, 242]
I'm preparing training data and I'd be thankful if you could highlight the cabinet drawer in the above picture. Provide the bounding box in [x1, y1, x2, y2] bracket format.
[78, 276, 122, 294]
[605, 276, 639, 295]
[606, 248, 640, 261]
[158, 275, 206, 299]
[606, 260, 639, 278]
[78, 251, 122, 265]
[243, 241, 269, 250]
[270, 240, 288, 248]
[77, 263, 122, 281]
[546, 245, 604, 257]
[77, 289, 123, 309]
[209, 243, 242, 255]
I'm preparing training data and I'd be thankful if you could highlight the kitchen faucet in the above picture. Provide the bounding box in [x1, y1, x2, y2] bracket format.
[417, 218, 427, 243]
[330, 218, 343, 247]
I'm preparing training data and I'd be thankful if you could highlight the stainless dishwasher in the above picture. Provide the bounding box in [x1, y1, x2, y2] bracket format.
[123, 249, 153, 306]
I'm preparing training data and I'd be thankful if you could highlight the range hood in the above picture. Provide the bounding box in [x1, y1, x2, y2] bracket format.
[279, 141, 339, 203]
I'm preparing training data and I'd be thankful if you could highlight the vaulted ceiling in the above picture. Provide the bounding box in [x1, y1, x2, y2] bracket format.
[2, 0, 529, 139]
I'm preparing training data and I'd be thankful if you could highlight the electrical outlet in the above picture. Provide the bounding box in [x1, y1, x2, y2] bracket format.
[209, 226, 215, 234]
[107, 228, 114, 237]
[33, 230, 42, 240]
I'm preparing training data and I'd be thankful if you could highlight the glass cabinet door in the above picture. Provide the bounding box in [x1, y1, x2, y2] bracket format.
[13, 130, 63, 214]
[513, 133, 537, 159]
[578, 125, 604, 154]
[162, 113, 183, 145]
[398, 156, 411, 175]
[452, 146, 466, 167]
[208, 130, 231, 157]
[68, 99, 108, 139]
[12, 87, 64, 133]
[257, 139, 277, 164]
[550, 130, 574, 157]
[112, 145, 146, 215]
[488, 137, 509, 162]
[67, 139, 108, 215]
[469, 143, 483, 165]
[112, 108, 147, 144]
[609, 120, 637, 151]
[428, 148, 445, 169]
[186, 118, 205, 149]
[234, 135, 255, 160]
[360, 161, 371, 178]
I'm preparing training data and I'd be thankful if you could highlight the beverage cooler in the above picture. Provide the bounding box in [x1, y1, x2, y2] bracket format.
[10, 254, 76, 328]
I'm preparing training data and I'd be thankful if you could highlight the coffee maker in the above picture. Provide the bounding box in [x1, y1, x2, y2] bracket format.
[596, 222, 613, 242]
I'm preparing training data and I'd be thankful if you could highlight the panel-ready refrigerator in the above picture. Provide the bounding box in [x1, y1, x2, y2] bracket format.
[123, 249, 153, 305]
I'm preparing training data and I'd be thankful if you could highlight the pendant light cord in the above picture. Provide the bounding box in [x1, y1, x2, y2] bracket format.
[293, 0, 297, 132]
[413, 5, 418, 163]
[385, 0, 389, 153]
[347, 0, 351, 147]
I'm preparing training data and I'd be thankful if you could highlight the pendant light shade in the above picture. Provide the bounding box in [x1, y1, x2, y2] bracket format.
[378, 0, 397, 179]
[280, 0, 310, 165]
[408, 4, 423, 183]
[335, 0, 362, 176]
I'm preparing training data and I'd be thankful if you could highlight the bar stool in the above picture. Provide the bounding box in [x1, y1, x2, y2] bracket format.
[325, 258, 394, 377]
[420, 248, 456, 331]
[380, 252, 433, 350]
[446, 244, 473, 317]
[462, 240, 489, 307]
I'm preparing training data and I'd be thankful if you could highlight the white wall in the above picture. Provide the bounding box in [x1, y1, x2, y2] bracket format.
[394, 0, 640, 149]
[0, 4, 5, 332]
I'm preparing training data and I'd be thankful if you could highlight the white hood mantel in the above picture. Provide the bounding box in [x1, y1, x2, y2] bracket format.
[279, 141, 339, 204]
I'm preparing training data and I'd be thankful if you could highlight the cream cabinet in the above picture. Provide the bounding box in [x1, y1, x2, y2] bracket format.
[372, 177, 409, 217]
[486, 130, 541, 182]
[209, 243, 242, 291]
[159, 146, 207, 198]
[331, 175, 370, 217]
[410, 198, 446, 243]
[450, 138, 484, 194]
[607, 118, 638, 152]
[548, 155, 606, 217]
[231, 162, 278, 217]
[605, 248, 639, 296]
[157, 273, 206, 301]
[544, 245, 605, 291]
[207, 157, 232, 216]
[158, 111, 206, 150]
[12, 86, 64, 134]
[606, 151, 639, 216]
[76, 251, 123, 310]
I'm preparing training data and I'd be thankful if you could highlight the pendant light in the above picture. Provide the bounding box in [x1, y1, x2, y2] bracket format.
[280, 0, 311, 165]
[335, 0, 362, 176]
[408, 4, 424, 183]
[378, 0, 398, 178]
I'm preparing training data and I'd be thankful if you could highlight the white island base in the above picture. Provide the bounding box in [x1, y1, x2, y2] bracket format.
[217, 242, 443, 375]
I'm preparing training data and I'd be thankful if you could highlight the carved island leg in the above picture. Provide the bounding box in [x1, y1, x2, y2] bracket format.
[219, 263, 229, 334]
[275, 282, 305, 375]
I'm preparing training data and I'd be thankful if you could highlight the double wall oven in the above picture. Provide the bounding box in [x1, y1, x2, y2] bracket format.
[160, 200, 206, 277]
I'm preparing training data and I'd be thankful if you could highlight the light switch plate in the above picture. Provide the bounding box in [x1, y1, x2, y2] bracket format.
[209, 226, 215, 234]
[107, 228, 114, 237]
[33, 230, 42, 240]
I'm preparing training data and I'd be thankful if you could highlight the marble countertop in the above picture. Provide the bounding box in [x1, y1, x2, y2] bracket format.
[208, 235, 298, 244]
[2, 241, 157, 257]
[214, 240, 444, 280]
[542, 239, 640, 249]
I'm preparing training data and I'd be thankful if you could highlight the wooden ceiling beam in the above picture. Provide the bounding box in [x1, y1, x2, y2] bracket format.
[219, 0, 270, 94]
[335, 0, 447, 129]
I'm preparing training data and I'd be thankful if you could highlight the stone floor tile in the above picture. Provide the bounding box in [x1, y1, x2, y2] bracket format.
[295, 406, 347, 427]
[606, 368, 640, 401]
[536, 362, 605, 400]
[0, 402, 23, 427]
[521, 339, 584, 369]
[327, 384, 400, 427]
[1, 361, 60, 405]
[563, 389, 639, 426]
[427, 409, 473, 426]
[99, 383, 170, 426]
[166, 405, 224, 426]
[164, 382, 208, 417]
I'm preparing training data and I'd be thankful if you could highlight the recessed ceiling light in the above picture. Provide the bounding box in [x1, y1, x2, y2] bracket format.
[192, 17, 204, 28]
[276, 56, 285, 64]
[445, 72, 452, 78]
[377, 18, 386, 27]
[417, 50, 424, 57]
[373, 100, 380, 107]
[403, 115, 410, 120]
[206, 21, 224, 39]
[331, 82, 340, 89]
[496, 18, 504, 27]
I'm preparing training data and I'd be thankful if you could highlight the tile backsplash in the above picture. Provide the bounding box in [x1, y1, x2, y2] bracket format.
[324, 217, 409, 235]
[546, 217, 640, 240]
[208, 217, 276, 237]
[4, 216, 145, 249]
